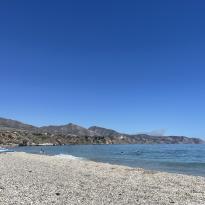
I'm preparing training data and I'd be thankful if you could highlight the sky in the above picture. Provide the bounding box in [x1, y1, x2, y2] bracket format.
[0, 0, 205, 138]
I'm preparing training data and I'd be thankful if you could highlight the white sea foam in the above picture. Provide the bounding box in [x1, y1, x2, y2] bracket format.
[55, 154, 84, 160]
[0, 148, 9, 153]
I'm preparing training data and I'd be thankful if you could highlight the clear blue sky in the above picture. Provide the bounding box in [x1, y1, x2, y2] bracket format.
[0, 0, 205, 138]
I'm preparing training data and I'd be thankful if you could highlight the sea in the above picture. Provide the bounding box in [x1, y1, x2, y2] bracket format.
[5, 144, 205, 177]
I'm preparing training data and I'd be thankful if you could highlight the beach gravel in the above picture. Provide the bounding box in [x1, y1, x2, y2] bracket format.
[0, 152, 205, 205]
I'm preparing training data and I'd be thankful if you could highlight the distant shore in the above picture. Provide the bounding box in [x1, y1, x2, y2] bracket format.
[0, 152, 205, 205]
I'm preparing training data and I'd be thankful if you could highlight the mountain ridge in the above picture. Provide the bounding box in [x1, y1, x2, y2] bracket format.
[0, 117, 204, 145]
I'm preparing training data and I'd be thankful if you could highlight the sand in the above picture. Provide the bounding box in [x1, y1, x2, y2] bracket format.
[0, 152, 205, 205]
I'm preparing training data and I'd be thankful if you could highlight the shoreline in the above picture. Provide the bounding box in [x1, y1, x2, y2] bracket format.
[8, 144, 205, 177]
[34, 152, 205, 177]
[0, 152, 205, 205]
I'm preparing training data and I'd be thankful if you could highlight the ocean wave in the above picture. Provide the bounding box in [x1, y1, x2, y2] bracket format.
[55, 154, 85, 160]
[0, 148, 10, 153]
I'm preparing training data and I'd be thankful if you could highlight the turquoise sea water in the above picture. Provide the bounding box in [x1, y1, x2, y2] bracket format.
[12, 144, 205, 177]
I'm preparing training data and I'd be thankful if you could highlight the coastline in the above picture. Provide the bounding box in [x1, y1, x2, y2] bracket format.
[0, 152, 205, 205]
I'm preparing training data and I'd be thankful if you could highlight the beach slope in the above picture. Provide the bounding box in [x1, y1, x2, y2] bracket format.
[0, 152, 205, 205]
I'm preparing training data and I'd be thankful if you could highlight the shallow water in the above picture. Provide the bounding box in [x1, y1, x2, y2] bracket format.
[12, 144, 205, 176]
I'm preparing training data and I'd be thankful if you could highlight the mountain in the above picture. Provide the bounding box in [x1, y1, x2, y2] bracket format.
[0, 117, 37, 131]
[40, 123, 96, 136]
[0, 117, 204, 146]
[0, 118, 95, 136]
[88, 126, 121, 137]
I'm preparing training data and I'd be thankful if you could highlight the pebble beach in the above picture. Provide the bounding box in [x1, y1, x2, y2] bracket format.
[0, 152, 205, 205]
